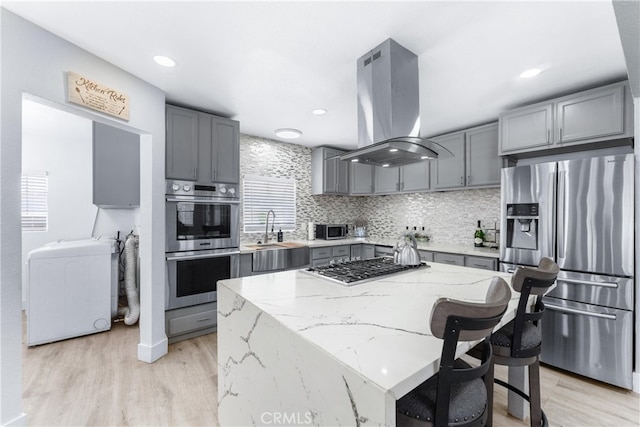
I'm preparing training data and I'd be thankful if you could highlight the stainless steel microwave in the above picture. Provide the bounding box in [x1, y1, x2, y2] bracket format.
[315, 224, 348, 240]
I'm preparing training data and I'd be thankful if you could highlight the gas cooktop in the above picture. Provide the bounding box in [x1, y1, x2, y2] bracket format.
[303, 257, 429, 286]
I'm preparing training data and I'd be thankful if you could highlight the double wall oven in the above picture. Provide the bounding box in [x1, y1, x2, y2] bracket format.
[165, 180, 240, 310]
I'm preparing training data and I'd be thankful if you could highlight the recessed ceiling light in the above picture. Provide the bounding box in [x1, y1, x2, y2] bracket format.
[519, 68, 542, 79]
[312, 108, 327, 115]
[389, 148, 398, 152]
[382, 164, 390, 168]
[351, 159, 359, 163]
[153, 55, 176, 67]
[274, 128, 302, 139]
[420, 156, 432, 160]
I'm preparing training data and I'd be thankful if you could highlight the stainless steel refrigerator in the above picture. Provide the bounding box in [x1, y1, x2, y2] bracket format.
[500, 153, 634, 389]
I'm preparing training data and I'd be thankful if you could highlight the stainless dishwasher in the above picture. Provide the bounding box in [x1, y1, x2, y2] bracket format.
[540, 271, 634, 389]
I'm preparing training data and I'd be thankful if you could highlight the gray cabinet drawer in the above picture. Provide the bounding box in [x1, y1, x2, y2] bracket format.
[332, 245, 350, 258]
[311, 248, 332, 260]
[465, 256, 497, 271]
[419, 250, 434, 262]
[434, 253, 465, 266]
[375, 245, 394, 257]
[167, 307, 216, 337]
[312, 258, 330, 267]
[362, 245, 375, 260]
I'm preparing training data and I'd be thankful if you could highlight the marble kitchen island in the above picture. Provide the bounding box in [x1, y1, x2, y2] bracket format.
[217, 262, 520, 426]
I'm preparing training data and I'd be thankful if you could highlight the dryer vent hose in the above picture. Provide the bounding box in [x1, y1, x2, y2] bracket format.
[118, 234, 139, 325]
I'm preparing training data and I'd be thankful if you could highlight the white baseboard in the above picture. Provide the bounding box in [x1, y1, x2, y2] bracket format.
[3, 413, 26, 427]
[633, 371, 640, 393]
[137, 337, 168, 363]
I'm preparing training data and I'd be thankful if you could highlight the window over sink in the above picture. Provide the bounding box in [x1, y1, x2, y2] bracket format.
[242, 174, 296, 233]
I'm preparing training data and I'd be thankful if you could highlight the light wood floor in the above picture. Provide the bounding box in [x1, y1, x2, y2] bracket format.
[23, 321, 639, 426]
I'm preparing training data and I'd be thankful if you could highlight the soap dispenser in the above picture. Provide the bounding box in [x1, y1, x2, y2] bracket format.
[277, 228, 283, 242]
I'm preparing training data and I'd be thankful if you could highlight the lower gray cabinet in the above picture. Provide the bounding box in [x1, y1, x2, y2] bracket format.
[239, 253, 253, 277]
[464, 256, 498, 271]
[419, 250, 434, 262]
[165, 302, 217, 344]
[362, 244, 375, 260]
[374, 245, 395, 257]
[433, 252, 465, 266]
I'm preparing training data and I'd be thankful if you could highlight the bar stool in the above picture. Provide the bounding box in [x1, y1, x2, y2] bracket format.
[396, 277, 512, 427]
[484, 257, 559, 427]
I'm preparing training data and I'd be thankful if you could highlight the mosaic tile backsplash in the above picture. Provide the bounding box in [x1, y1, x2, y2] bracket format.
[239, 134, 501, 245]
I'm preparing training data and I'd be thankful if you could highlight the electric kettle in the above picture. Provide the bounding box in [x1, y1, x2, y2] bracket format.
[393, 233, 422, 266]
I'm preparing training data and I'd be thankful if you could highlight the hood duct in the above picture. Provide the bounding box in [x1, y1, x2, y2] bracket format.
[340, 38, 453, 167]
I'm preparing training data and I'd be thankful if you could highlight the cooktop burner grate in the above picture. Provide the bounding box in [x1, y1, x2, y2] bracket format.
[304, 256, 428, 285]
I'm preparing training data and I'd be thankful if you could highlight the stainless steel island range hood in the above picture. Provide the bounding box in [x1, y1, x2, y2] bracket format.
[341, 38, 452, 167]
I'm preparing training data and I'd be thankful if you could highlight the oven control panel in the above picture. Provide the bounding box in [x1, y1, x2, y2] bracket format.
[166, 180, 237, 198]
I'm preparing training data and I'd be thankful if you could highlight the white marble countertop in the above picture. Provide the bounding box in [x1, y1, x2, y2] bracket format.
[240, 237, 500, 258]
[218, 262, 517, 399]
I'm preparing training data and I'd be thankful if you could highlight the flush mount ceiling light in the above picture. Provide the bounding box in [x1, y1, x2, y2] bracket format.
[312, 108, 327, 115]
[274, 128, 302, 139]
[519, 68, 542, 79]
[153, 55, 176, 67]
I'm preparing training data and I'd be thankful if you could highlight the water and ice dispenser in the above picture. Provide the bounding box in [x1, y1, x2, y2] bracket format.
[505, 203, 539, 250]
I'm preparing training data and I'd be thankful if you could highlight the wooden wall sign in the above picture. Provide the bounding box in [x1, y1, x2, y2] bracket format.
[67, 71, 130, 120]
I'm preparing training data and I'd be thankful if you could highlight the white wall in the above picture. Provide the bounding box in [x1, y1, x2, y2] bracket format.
[21, 100, 141, 306]
[1, 9, 166, 426]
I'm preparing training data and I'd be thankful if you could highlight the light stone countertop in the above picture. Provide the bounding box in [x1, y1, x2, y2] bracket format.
[240, 237, 500, 258]
[217, 262, 518, 425]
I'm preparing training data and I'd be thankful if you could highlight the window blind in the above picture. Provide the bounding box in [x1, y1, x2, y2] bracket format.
[21, 171, 48, 232]
[243, 175, 296, 233]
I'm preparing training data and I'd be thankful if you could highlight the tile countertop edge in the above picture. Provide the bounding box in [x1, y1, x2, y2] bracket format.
[240, 238, 500, 259]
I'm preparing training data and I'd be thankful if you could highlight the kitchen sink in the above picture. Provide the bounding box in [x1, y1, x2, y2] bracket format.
[245, 242, 307, 250]
[251, 244, 310, 272]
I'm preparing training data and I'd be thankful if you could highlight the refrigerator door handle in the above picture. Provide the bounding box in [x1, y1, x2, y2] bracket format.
[557, 278, 618, 289]
[557, 170, 566, 260]
[544, 303, 617, 320]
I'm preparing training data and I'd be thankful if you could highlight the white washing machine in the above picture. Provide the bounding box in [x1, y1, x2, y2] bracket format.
[27, 237, 119, 346]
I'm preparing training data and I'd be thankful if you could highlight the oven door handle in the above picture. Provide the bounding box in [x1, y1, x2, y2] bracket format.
[166, 196, 241, 204]
[166, 250, 240, 261]
[544, 303, 617, 320]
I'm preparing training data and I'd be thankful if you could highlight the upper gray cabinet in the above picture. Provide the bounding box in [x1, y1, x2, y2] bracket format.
[166, 105, 239, 184]
[349, 162, 374, 195]
[431, 131, 466, 189]
[198, 112, 240, 184]
[374, 162, 430, 194]
[431, 122, 500, 190]
[311, 147, 349, 195]
[499, 81, 633, 156]
[166, 105, 199, 181]
[93, 122, 140, 208]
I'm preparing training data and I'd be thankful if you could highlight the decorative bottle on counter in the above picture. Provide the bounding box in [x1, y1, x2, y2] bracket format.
[277, 229, 283, 242]
[474, 220, 485, 247]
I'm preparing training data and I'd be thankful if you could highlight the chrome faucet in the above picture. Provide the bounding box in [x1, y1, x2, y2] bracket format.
[264, 209, 276, 244]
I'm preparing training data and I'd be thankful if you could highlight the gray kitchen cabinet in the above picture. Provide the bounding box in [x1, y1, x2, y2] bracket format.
[311, 246, 332, 267]
[499, 103, 553, 154]
[362, 244, 375, 259]
[431, 131, 466, 190]
[332, 245, 350, 262]
[92, 122, 140, 208]
[554, 83, 629, 145]
[418, 250, 434, 262]
[239, 253, 253, 277]
[350, 162, 374, 195]
[499, 81, 633, 156]
[167, 105, 239, 184]
[465, 123, 501, 187]
[166, 105, 199, 180]
[198, 112, 240, 184]
[430, 123, 500, 190]
[165, 302, 217, 344]
[374, 245, 394, 257]
[311, 147, 349, 195]
[374, 162, 430, 194]
[433, 252, 465, 266]
[352, 244, 376, 260]
[464, 256, 497, 271]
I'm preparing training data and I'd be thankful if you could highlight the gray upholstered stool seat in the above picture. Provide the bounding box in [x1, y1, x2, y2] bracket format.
[397, 359, 486, 425]
[490, 319, 541, 355]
